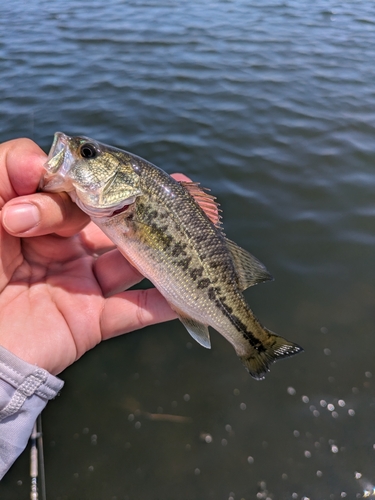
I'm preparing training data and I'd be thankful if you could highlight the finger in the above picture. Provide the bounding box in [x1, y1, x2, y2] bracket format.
[0, 138, 47, 203]
[94, 248, 144, 297]
[100, 288, 177, 340]
[79, 223, 116, 254]
[1, 192, 90, 237]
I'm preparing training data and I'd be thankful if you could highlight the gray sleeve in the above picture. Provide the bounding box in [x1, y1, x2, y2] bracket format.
[0, 346, 64, 479]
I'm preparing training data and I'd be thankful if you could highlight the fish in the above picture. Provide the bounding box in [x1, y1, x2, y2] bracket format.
[40, 132, 303, 380]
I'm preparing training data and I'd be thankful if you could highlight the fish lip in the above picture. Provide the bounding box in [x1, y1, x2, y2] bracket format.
[39, 132, 75, 192]
[48, 131, 65, 160]
[45, 132, 70, 174]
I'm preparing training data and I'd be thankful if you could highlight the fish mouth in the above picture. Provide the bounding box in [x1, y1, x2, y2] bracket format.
[39, 132, 75, 193]
[46, 132, 69, 173]
[40, 132, 140, 219]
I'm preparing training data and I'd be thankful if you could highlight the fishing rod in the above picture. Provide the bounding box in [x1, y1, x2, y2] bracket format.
[30, 413, 47, 500]
[28, 115, 46, 500]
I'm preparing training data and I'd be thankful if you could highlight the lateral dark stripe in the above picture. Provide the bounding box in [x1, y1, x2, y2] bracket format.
[212, 295, 264, 351]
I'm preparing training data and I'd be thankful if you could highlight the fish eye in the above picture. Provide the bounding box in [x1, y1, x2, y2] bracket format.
[80, 143, 98, 159]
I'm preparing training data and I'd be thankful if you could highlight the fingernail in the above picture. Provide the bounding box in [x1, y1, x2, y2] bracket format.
[2, 204, 40, 234]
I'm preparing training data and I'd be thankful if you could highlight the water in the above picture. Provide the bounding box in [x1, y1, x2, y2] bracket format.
[1, 0, 375, 498]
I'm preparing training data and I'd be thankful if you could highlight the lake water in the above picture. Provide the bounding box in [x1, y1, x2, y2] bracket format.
[1, 0, 375, 498]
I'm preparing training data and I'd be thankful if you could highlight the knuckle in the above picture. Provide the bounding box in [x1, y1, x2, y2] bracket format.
[135, 289, 151, 328]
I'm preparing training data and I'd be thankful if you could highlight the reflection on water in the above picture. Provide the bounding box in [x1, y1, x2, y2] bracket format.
[1, 0, 375, 498]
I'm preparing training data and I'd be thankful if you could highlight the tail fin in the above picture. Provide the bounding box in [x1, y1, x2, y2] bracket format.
[239, 330, 303, 380]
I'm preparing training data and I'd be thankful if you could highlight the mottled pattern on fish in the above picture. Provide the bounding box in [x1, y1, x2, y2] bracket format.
[108, 162, 264, 350]
[41, 132, 303, 379]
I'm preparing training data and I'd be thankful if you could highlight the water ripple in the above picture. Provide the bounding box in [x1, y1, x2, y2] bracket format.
[1, 2, 375, 496]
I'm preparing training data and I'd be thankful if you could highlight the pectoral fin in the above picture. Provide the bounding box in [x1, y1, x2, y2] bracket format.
[178, 315, 211, 349]
[225, 237, 273, 290]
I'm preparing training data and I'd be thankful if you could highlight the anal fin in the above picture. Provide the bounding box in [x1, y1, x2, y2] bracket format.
[178, 315, 211, 349]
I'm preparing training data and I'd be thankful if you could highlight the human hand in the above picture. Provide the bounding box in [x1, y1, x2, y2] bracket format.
[0, 138, 191, 375]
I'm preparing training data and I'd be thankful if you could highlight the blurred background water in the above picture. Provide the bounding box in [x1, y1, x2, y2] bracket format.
[1, 0, 375, 498]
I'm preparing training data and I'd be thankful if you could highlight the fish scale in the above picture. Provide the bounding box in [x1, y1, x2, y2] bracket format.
[41, 132, 303, 380]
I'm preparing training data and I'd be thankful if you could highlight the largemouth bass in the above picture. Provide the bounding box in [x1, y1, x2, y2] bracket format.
[40, 132, 302, 380]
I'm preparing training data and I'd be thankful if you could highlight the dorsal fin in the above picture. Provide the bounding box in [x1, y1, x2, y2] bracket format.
[225, 237, 273, 290]
[179, 181, 221, 228]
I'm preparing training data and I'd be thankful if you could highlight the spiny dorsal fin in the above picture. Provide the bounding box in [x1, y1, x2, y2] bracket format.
[179, 181, 221, 228]
[225, 237, 273, 290]
[178, 314, 211, 349]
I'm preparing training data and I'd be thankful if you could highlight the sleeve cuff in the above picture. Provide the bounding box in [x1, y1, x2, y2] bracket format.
[0, 345, 64, 422]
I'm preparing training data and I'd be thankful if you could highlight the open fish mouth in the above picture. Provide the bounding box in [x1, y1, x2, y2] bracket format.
[46, 132, 69, 173]
[39, 132, 75, 193]
[40, 132, 139, 219]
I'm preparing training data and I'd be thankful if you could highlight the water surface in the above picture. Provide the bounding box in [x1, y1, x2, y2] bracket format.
[1, 1, 374, 498]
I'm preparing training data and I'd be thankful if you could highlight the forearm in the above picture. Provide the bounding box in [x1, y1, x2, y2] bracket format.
[0, 346, 64, 479]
